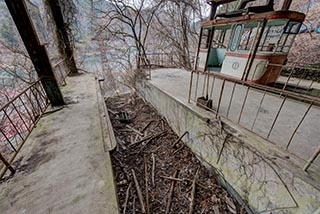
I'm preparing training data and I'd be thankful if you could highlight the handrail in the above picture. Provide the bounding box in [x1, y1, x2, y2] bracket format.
[194, 70, 320, 103]
[137, 52, 196, 69]
[188, 70, 320, 171]
[0, 79, 42, 112]
[0, 80, 49, 178]
[52, 59, 68, 86]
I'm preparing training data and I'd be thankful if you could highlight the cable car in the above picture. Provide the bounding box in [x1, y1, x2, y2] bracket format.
[195, 0, 305, 84]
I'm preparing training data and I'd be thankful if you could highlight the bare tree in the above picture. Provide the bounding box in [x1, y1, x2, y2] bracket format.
[93, 0, 164, 67]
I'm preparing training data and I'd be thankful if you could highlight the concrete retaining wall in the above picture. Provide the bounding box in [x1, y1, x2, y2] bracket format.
[137, 79, 320, 214]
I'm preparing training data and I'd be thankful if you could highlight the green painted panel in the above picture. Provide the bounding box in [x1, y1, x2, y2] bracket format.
[207, 48, 226, 67]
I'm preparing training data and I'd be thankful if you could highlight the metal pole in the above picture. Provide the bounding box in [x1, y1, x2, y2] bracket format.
[188, 71, 194, 103]
[303, 145, 320, 171]
[0, 153, 15, 174]
[244, 20, 267, 81]
[286, 101, 313, 149]
[216, 79, 226, 118]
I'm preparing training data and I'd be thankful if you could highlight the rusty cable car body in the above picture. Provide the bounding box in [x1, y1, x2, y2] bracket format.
[194, 0, 305, 84]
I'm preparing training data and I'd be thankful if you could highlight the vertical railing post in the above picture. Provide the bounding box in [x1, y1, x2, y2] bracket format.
[0, 153, 15, 174]
[303, 146, 320, 171]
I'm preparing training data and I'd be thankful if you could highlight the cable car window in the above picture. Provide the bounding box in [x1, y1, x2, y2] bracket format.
[212, 29, 231, 49]
[200, 28, 210, 49]
[261, 25, 283, 51]
[285, 21, 302, 34]
[223, 28, 232, 48]
[239, 25, 258, 51]
[276, 21, 302, 52]
[230, 24, 243, 52]
[211, 25, 232, 49]
[259, 20, 287, 52]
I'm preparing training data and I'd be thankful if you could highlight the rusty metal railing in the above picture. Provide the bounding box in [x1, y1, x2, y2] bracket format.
[137, 52, 195, 80]
[188, 70, 320, 172]
[137, 52, 195, 69]
[251, 62, 320, 97]
[53, 59, 69, 86]
[0, 79, 49, 178]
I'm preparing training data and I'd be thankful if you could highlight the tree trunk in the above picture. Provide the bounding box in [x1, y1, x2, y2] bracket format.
[44, 0, 78, 74]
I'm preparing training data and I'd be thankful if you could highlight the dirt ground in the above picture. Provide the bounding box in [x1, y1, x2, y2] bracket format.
[106, 93, 246, 214]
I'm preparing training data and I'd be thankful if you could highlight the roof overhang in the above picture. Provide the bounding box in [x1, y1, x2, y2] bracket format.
[201, 10, 306, 28]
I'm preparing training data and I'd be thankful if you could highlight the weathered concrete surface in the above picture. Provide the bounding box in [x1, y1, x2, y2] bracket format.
[137, 69, 320, 214]
[0, 73, 119, 214]
[147, 68, 320, 166]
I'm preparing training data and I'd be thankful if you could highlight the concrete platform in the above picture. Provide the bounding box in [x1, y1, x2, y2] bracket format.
[137, 69, 320, 213]
[148, 68, 320, 165]
[0, 73, 119, 214]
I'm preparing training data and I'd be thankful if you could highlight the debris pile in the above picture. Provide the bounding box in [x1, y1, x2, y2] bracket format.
[106, 93, 245, 214]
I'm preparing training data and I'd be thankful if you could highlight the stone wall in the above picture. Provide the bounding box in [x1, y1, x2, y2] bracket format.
[137, 79, 320, 214]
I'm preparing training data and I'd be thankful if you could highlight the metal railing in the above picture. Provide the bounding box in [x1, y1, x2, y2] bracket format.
[0, 79, 49, 178]
[251, 62, 320, 97]
[137, 52, 195, 80]
[137, 52, 195, 69]
[53, 59, 69, 86]
[188, 70, 320, 172]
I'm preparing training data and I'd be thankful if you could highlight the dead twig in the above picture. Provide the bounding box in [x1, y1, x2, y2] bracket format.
[144, 155, 150, 214]
[130, 131, 166, 147]
[123, 182, 132, 214]
[165, 170, 178, 214]
[131, 169, 146, 213]
[151, 153, 155, 188]
[160, 175, 207, 189]
[116, 137, 127, 150]
[107, 109, 116, 115]
[141, 120, 154, 133]
[134, 134, 140, 143]
[133, 195, 136, 214]
[189, 169, 199, 214]
[172, 146, 184, 155]
[172, 131, 189, 148]
[216, 134, 230, 164]
[126, 125, 144, 136]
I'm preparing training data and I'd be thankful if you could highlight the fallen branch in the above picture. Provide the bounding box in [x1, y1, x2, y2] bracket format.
[189, 169, 199, 214]
[172, 146, 184, 155]
[134, 134, 140, 143]
[133, 195, 136, 214]
[116, 137, 127, 150]
[144, 155, 150, 214]
[141, 120, 154, 133]
[132, 169, 146, 213]
[130, 131, 166, 147]
[107, 109, 116, 115]
[165, 170, 178, 214]
[152, 153, 155, 188]
[126, 125, 144, 136]
[172, 131, 189, 148]
[123, 182, 132, 214]
[160, 175, 207, 189]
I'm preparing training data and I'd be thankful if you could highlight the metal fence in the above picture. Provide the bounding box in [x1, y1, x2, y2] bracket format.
[188, 70, 320, 172]
[253, 62, 320, 97]
[0, 79, 49, 178]
[137, 52, 196, 69]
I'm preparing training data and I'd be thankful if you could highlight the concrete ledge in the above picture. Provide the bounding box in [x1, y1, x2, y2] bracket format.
[96, 79, 117, 151]
[137, 78, 320, 214]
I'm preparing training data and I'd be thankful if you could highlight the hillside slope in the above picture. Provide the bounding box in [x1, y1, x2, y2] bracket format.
[286, 0, 320, 64]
